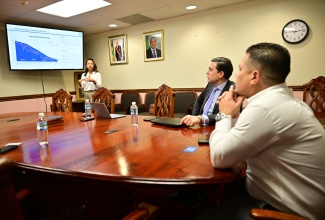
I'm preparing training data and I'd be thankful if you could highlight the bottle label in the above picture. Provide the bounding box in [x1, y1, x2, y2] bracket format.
[85, 104, 91, 110]
[37, 122, 48, 130]
[130, 109, 135, 115]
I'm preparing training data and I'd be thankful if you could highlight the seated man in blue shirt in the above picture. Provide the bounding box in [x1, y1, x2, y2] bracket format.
[181, 57, 235, 126]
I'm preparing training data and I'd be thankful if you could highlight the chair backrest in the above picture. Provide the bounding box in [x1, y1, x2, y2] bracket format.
[0, 157, 25, 220]
[52, 89, 73, 112]
[174, 91, 197, 114]
[92, 87, 115, 113]
[144, 91, 155, 111]
[302, 76, 325, 118]
[154, 84, 175, 118]
[120, 92, 141, 111]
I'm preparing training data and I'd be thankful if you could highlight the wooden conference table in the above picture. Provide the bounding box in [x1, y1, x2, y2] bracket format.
[1, 112, 233, 184]
[0, 112, 234, 219]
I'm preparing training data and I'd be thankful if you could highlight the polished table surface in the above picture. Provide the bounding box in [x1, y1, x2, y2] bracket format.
[0, 112, 234, 186]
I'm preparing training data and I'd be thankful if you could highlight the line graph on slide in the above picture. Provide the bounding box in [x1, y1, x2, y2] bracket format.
[15, 41, 58, 62]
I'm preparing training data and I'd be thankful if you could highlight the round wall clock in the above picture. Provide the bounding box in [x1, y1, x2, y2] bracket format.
[282, 19, 309, 44]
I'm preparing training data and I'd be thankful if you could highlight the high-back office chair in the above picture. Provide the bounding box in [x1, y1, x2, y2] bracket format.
[52, 89, 73, 112]
[302, 76, 325, 118]
[115, 92, 141, 115]
[92, 87, 115, 113]
[174, 91, 197, 118]
[154, 84, 175, 118]
[138, 91, 155, 116]
[0, 156, 158, 220]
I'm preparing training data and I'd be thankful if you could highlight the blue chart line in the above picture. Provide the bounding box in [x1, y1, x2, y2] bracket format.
[15, 41, 58, 62]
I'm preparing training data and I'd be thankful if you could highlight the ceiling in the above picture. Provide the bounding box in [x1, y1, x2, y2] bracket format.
[0, 0, 276, 36]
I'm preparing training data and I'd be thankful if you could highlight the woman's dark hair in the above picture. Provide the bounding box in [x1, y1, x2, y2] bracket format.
[84, 58, 98, 73]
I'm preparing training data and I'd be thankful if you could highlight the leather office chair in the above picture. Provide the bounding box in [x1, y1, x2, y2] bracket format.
[92, 87, 115, 113]
[154, 84, 175, 118]
[0, 157, 30, 220]
[115, 92, 141, 115]
[0, 156, 159, 220]
[52, 89, 73, 112]
[138, 91, 155, 116]
[232, 162, 309, 220]
[302, 76, 325, 118]
[174, 91, 197, 118]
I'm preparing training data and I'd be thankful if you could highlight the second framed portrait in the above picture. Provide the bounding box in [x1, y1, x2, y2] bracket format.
[108, 34, 128, 65]
[143, 30, 164, 62]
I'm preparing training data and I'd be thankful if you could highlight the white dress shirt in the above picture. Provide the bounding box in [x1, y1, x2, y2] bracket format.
[209, 83, 325, 219]
[79, 71, 102, 91]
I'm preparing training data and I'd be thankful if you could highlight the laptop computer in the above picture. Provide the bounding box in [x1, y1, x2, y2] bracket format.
[150, 117, 187, 128]
[90, 102, 126, 119]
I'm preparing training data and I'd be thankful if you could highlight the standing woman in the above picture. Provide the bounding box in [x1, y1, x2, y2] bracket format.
[78, 58, 102, 101]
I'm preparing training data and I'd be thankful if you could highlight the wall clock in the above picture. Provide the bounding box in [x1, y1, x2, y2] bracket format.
[282, 19, 309, 44]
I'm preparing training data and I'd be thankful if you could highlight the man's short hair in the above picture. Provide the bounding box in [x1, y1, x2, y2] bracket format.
[246, 42, 291, 85]
[211, 57, 233, 79]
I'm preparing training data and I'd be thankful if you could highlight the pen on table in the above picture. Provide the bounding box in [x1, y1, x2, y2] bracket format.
[7, 118, 20, 122]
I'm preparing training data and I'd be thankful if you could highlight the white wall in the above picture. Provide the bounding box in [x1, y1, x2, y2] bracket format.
[84, 0, 325, 90]
[0, 0, 324, 98]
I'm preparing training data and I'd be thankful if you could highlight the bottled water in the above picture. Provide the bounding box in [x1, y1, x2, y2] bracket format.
[130, 102, 138, 126]
[37, 112, 48, 145]
[85, 99, 92, 118]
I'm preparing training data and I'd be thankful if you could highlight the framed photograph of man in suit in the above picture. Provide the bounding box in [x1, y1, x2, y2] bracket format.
[108, 34, 128, 65]
[143, 30, 164, 62]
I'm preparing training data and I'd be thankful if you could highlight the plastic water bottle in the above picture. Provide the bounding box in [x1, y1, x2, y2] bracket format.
[130, 102, 138, 126]
[37, 112, 48, 145]
[85, 99, 92, 118]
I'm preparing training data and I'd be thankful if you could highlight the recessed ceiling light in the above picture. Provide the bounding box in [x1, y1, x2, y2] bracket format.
[186, 6, 197, 10]
[109, 24, 117, 27]
[37, 0, 111, 18]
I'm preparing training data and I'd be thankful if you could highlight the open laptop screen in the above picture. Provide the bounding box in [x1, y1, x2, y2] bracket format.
[91, 102, 126, 119]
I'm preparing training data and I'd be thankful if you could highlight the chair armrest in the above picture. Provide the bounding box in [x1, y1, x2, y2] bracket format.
[122, 207, 149, 220]
[250, 209, 308, 220]
[16, 188, 31, 201]
[123, 202, 160, 220]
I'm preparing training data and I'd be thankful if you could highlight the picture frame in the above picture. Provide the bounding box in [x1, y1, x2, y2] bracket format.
[74, 71, 85, 101]
[143, 30, 164, 62]
[108, 34, 128, 65]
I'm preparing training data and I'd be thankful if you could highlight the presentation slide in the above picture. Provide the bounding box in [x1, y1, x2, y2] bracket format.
[6, 24, 84, 70]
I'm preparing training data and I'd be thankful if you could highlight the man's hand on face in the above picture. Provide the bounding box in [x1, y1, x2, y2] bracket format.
[217, 85, 245, 118]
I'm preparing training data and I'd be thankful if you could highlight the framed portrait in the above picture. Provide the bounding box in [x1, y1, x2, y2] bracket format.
[74, 71, 85, 101]
[143, 30, 164, 62]
[108, 34, 128, 65]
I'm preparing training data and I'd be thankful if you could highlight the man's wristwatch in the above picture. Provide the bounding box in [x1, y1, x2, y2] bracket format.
[215, 113, 232, 122]
[197, 115, 203, 124]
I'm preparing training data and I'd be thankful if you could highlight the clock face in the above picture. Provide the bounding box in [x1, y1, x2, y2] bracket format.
[282, 19, 309, 44]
